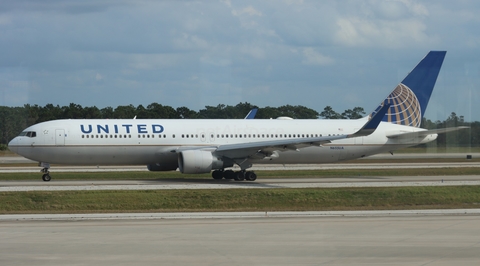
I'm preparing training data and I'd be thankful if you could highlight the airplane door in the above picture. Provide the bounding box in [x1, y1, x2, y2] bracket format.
[55, 129, 65, 146]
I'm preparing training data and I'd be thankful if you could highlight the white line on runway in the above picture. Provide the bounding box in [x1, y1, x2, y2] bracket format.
[1, 209, 480, 221]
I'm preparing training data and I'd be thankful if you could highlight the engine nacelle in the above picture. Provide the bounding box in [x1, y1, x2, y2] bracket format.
[178, 150, 226, 174]
[147, 162, 178, 171]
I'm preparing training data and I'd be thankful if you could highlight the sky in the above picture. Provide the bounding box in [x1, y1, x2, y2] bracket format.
[0, 0, 479, 121]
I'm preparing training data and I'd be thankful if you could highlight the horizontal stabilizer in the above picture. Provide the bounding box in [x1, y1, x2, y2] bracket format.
[387, 126, 469, 139]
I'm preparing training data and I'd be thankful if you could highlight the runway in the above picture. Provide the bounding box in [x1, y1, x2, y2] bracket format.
[1, 212, 480, 265]
[2, 175, 480, 192]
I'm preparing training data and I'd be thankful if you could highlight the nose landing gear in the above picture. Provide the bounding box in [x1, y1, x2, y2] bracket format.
[41, 171, 51, 182]
[40, 162, 51, 182]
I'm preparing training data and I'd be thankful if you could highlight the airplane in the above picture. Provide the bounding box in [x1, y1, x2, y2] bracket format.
[8, 51, 466, 182]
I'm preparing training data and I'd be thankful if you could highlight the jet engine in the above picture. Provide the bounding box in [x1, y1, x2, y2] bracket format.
[178, 150, 227, 174]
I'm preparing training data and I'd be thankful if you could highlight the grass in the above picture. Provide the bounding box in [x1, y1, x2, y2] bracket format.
[1, 186, 480, 214]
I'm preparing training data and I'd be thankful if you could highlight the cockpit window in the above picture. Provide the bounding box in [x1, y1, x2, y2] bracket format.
[19, 131, 37, 138]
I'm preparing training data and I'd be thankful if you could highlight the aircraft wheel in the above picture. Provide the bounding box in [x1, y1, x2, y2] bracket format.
[42, 173, 51, 182]
[234, 171, 245, 181]
[245, 171, 257, 181]
[223, 170, 235, 179]
[212, 170, 223, 180]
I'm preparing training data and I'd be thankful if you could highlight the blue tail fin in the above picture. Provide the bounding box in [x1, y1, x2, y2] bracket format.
[370, 51, 446, 127]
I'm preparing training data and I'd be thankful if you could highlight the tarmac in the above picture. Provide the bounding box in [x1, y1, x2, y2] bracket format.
[1, 211, 480, 265]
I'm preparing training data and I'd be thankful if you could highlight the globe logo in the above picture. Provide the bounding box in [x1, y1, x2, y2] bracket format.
[372, 83, 422, 127]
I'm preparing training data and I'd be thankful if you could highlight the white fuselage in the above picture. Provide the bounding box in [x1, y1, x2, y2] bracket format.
[8, 118, 436, 167]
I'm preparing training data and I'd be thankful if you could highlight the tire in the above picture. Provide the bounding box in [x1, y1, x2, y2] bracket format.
[42, 174, 51, 182]
[223, 170, 235, 179]
[212, 170, 223, 180]
[245, 171, 257, 181]
[234, 171, 245, 181]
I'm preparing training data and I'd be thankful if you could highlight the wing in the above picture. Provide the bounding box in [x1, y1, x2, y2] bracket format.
[213, 103, 391, 160]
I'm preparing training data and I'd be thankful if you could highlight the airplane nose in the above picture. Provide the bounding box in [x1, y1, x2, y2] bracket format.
[8, 138, 18, 154]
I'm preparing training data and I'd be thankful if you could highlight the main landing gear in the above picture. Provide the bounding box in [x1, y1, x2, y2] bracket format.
[211, 170, 257, 181]
[39, 162, 51, 182]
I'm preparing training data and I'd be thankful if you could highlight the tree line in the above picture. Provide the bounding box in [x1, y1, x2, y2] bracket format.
[0, 102, 477, 149]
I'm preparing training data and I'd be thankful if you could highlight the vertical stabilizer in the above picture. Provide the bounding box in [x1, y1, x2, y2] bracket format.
[370, 51, 446, 127]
